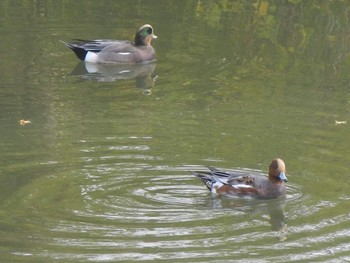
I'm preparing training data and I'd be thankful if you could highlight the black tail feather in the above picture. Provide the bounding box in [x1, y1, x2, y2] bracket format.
[70, 46, 88, 61]
[190, 171, 213, 191]
[60, 40, 87, 61]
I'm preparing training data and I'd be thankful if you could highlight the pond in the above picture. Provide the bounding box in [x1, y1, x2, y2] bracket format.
[0, 1, 350, 262]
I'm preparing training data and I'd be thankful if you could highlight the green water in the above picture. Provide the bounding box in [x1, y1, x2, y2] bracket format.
[1, 1, 350, 262]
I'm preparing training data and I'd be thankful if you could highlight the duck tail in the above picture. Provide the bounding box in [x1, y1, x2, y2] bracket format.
[60, 40, 88, 61]
[190, 171, 214, 191]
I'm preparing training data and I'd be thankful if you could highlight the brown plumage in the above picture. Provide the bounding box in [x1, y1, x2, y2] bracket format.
[191, 159, 288, 199]
[61, 24, 157, 64]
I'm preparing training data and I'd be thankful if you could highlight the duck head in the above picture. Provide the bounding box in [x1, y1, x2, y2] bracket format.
[135, 24, 157, 46]
[269, 158, 288, 182]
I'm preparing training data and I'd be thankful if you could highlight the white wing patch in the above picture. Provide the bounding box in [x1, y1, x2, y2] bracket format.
[118, 52, 131, 55]
[232, 184, 254, 189]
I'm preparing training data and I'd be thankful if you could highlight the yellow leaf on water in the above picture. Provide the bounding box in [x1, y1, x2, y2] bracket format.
[19, 119, 31, 126]
[258, 1, 269, 16]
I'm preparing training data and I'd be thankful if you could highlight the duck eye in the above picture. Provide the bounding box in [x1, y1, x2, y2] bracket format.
[147, 27, 152, 34]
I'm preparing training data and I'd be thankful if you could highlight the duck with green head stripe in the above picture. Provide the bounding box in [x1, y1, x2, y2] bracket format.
[61, 24, 157, 64]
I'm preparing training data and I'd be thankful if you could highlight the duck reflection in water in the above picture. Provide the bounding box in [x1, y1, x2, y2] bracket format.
[69, 62, 157, 95]
[205, 193, 288, 241]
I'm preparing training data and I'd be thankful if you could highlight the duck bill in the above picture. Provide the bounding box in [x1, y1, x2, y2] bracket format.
[152, 34, 158, 39]
[278, 172, 288, 182]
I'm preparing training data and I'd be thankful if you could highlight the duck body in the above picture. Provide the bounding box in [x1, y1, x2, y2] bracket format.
[191, 159, 288, 199]
[62, 24, 157, 64]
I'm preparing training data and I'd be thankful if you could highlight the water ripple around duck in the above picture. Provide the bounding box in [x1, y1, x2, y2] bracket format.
[47, 164, 348, 262]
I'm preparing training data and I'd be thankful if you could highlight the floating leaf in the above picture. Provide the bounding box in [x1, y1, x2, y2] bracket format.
[19, 119, 31, 126]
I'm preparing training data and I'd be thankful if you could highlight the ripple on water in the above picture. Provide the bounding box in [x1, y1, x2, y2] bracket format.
[76, 167, 307, 231]
[48, 166, 350, 262]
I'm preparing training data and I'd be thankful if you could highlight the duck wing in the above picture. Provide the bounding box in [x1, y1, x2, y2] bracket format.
[207, 166, 248, 185]
[207, 167, 259, 194]
[65, 39, 129, 53]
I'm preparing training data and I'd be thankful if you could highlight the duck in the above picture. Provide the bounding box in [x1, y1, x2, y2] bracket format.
[61, 24, 157, 64]
[191, 158, 288, 199]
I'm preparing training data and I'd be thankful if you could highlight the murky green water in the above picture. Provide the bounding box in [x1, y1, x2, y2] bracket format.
[1, 1, 350, 262]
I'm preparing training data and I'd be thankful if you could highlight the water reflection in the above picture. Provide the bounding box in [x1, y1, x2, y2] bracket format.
[69, 62, 157, 94]
[205, 194, 287, 239]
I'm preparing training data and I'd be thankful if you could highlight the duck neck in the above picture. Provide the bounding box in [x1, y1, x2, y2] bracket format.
[135, 35, 145, 46]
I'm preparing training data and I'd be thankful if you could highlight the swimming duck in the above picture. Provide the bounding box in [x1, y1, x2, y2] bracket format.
[191, 158, 288, 199]
[61, 24, 157, 64]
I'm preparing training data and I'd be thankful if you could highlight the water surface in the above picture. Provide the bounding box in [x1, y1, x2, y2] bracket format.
[1, 1, 350, 262]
